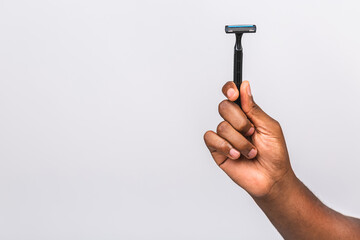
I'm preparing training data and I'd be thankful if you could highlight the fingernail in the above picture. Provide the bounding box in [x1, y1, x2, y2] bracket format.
[247, 148, 257, 159]
[229, 148, 240, 159]
[245, 127, 255, 136]
[247, 84, 252, 97]
[227, 88, 235, 99]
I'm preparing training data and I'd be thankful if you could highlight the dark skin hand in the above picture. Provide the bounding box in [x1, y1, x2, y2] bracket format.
[204, 81, 360, 239]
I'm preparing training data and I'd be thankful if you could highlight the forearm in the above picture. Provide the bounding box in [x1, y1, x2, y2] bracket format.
[254, 170, 360, 240]
[205, 81, 360, 239]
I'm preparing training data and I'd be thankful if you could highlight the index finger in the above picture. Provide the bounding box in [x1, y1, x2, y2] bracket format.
[222, 81, 239, 102]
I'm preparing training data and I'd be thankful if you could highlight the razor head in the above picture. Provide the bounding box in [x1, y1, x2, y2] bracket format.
[225, 24, 256, 34]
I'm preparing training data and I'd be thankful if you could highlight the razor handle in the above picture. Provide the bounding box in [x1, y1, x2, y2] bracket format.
[233, 49, 243, 106]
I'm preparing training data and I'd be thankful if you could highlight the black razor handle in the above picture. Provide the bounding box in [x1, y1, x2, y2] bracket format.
[234, 34, 243, 107]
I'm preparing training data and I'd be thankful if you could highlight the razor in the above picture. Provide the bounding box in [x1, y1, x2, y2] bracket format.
[225, 24, 256, 106]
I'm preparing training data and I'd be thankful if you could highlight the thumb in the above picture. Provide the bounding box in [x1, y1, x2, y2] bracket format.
[240, 81, 276, 128]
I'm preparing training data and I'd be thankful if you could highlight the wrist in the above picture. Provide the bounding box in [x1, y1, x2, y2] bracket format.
[253, 168, 300, 203]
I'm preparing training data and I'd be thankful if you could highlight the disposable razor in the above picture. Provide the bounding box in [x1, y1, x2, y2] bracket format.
[225, 24, 256, 106]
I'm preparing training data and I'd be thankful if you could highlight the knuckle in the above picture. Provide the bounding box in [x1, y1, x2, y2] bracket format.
[249, 103, 260, 114]
[203, 130, 213, 143]
[218, 139, 230, 153]
[247, 103, 264, 119]
[237, 118, 248, 131]
[218, 100, 231, 113]
[217, 121, 230, 134]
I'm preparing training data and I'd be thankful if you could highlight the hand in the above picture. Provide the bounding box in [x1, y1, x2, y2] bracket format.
[204, 81, 293, 198]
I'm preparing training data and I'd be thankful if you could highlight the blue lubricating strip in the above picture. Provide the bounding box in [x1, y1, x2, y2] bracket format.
[228, 25, 254, 28]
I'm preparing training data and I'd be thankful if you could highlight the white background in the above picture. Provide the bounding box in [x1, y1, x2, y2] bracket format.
[1, 0, 360, 239]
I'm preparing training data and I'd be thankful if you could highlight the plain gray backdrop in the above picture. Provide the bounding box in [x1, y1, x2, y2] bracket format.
[1, 0, 360, 239]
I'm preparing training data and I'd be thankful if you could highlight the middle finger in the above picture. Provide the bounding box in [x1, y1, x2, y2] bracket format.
[218, 100, 254, 136]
